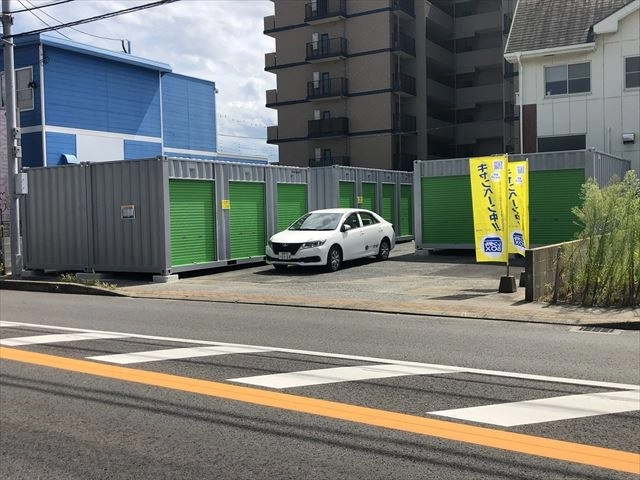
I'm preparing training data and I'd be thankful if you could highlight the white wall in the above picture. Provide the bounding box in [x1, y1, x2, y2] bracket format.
[520, 8, 640, 170]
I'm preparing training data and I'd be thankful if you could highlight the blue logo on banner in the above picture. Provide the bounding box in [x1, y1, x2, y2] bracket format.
[483, 236, 503, 253]
[512, 232, 525, 249]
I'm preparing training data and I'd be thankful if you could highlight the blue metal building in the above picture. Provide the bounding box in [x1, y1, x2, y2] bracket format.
[1, 34, 267, 167]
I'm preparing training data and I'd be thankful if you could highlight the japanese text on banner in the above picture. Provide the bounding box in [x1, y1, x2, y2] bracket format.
[469, 156, 508, 263]
[507, 161, 529, 255]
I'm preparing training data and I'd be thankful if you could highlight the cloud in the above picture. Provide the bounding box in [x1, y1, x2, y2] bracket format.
[10, 0, 278, 161]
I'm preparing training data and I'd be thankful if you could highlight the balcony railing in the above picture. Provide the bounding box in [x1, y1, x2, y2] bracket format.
[392, 73, 416, 96]
[392, 31, 416, 57]
[306, 37, 348, 62]
[393, 114, 417, 134]
[305, 0, 346, 23]
[308, 117, 349, 137]
[267, 126, 279, 144]
[307, 77, 348, 100]
[391, 0, 415, 18]
[263, 15, 276, 35]
[308, 155, 351, 167]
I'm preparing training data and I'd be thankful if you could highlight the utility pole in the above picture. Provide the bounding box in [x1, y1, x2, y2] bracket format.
[2, 0, 23, 278]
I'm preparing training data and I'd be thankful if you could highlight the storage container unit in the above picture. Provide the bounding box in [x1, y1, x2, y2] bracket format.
[414, 149, 630, 250]
[23, 157, 309, 276]
[308, 165, 414, 241]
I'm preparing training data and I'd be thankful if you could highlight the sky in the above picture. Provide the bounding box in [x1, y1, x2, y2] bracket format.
[4, 0, 278, 161]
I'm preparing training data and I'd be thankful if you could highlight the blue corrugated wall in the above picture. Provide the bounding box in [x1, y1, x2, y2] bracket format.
[43, 46, 161, 137]
[46, 132, 76, 166]
[124, 140, 162, 159]
[162, 73, 216, 152]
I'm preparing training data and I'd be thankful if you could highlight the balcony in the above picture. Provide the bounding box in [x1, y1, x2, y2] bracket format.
[308, 117, 349, 138]
[309, 155, 351, 167]
[391, 0, 415, 19]
[305, 0, 346, 24]
[307, 77, 348, 100]
[266, 89, 278, 108]
[392, 31, 416, 58]
[392, 153, 417, 170]
[456, 84, 504, 109]
[392, 73, 416, 96]
[454, 11, 501, 38]
[267, 126, 279, 144]
[393, 114, 417, 134]
[265, 52, 277, 72]
[263, 15, 276, 35]
[456, 47, 502, 74]
[306, 37, 348, 62]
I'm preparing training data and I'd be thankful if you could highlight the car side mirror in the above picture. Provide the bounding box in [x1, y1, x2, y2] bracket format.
[341, 224, 351, 232]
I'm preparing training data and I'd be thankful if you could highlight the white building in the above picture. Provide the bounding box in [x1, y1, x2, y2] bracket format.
[505, 0, 640, 171]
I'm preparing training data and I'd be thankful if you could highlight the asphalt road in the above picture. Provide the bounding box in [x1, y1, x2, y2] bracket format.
[1, 291, 639, 479]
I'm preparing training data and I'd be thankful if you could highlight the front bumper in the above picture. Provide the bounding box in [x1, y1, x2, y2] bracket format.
[265, 246, 326, 267]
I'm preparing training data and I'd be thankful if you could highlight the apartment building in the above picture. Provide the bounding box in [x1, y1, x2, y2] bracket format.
[264, 0, 516, 170]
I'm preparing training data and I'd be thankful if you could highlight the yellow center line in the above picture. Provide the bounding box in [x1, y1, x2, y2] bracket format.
[2, 346, 638, 475]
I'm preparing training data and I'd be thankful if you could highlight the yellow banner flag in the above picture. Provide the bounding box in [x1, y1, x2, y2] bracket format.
[507, 161, 529, 255]
[469, 156, 508, 263]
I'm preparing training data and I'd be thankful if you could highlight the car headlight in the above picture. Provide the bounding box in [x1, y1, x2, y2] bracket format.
[300, 239, 326, 250]
[267, 239, 273, 248]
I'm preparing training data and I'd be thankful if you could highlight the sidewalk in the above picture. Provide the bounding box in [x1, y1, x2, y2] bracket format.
[1, 242, 638, 329]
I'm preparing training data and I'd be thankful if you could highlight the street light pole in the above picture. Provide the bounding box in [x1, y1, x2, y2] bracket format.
[2, 0, 23, 278]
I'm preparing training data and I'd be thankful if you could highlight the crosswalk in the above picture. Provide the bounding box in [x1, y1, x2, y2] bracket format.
[2, 321, 639, 428]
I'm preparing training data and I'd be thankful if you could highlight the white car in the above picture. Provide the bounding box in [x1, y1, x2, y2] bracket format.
[266, 208, 396, 272]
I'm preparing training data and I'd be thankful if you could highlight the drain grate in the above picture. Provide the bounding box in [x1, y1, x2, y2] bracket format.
[569, 326, 619, 334]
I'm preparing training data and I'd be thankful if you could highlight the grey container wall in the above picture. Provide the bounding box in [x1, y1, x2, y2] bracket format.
[414, 149, 631, 250]
[308, 165, 414, 240]
[24, 163, 93, 271]
[24, 158, 169, 274]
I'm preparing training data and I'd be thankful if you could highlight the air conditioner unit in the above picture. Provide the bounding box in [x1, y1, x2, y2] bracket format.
[622, 133, 635, 144]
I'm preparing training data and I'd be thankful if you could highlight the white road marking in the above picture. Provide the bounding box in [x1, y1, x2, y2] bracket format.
[1, 321, 638, 391]
[231, 364, 466, 389]
[430, 390, 640, 426]
[0, 332, 130, 346]
[88, 345, 274, 364]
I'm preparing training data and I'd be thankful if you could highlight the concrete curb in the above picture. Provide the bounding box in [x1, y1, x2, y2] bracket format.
[0, 279, 127, 297]
[3, 278, 638, 330]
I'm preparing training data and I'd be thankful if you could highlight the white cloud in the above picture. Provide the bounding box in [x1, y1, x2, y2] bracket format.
[8, 0, 278, 161]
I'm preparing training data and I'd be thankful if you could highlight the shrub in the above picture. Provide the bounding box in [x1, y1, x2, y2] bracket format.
[558, 171, 640, 307]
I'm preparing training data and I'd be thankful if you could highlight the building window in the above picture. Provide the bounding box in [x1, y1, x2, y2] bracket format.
[544, 62, 590, 96]
[537, 134, 586, 152]
[625, 56, 640, 89]
[0, 66, 35, 111]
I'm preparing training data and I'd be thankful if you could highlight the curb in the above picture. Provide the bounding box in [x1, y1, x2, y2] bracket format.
[2, 278, 639, 330]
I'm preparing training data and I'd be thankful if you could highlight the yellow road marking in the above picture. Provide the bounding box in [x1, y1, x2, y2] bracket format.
[2, 346, 638, 474]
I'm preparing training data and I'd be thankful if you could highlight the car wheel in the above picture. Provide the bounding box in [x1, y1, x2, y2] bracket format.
[326, 245, 342, 272]
[273, 264, 287, 272]
[377, 238, 390, 261]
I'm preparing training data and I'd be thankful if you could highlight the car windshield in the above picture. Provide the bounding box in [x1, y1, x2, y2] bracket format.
[288, 212, 343, 231]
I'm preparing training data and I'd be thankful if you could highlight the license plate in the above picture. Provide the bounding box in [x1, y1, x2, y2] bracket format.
[278, 252, 291, 260]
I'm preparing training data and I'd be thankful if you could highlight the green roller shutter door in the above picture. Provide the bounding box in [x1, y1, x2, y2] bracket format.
[381, 184, 395, 225]
[169, 179, 215, 267]
[360, 182, 376, 211]
[421, 176, 473, 245]
[399, 184, 413, 236]
[229, 181, 266, 259]
[339, 181, 355, 208]
[529, 169, 583, 245]
[277, 183, 307, 232]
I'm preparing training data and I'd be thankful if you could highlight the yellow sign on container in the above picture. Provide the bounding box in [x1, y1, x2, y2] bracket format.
[469, 156, 509, 263]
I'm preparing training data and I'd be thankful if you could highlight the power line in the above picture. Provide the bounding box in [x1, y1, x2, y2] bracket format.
[16, 0, 73, 40]
[9, 0, 73, 14]
[3, 0, 180, 40]
[19, 0, 126, 44]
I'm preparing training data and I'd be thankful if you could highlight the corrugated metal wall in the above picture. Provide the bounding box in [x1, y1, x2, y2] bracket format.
[414, 150, 631, 250]
[24, 164, 92, 271]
